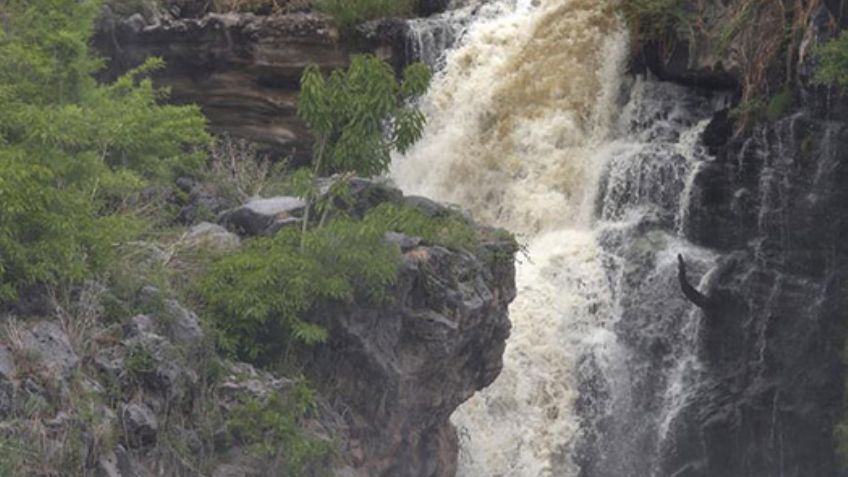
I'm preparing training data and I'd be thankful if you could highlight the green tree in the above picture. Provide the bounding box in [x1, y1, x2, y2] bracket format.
[0, 0, 209, 301]
[295, 54, 430, 246]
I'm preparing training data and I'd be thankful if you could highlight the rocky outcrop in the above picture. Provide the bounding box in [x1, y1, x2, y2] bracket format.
[306, 209, 517, 477]
[93, 8, 408, 164]
[629, 3, 848, 477]
[0, 182, 517, 476]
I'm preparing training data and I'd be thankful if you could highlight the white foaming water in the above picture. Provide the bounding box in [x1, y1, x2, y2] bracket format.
[392, 0, 628, 475]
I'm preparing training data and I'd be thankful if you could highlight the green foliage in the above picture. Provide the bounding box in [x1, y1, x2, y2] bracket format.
[0, 437, 27, 476]
[296, 54, 430, 246]
[366, 202, 479, 252]
[765, 89, 793, 121]
[316, 0, 415, 33]
[814, 30, 848, 88]
[227, 378, 333, 475]
[297, 55, 430, 178]
[0, 0, 209, 302]
[199, 214, 398, 363]
[616, 0, 688, 45]
[199, 199, 481, 364]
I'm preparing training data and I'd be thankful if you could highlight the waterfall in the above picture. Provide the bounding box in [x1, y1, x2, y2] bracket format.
[392, 1, 728, 475]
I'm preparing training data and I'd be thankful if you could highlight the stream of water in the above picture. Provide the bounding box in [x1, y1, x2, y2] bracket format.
[392, 1, 726, 475]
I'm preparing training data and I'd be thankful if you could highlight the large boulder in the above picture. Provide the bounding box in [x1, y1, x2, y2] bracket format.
[220, 196, 306, 236]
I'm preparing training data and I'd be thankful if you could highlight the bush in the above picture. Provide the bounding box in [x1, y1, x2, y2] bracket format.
[0, 0, 209, 302]
[616, 0, 688, 46]
[227, 378, 333, 476]
[814, 30, 848, 88]
[199, 201, 480, 364]
[315, 0, 415, 33]
[199, 213, 397, 363]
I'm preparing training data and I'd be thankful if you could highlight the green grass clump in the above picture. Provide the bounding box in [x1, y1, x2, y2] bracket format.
[315, 0, 415, 33]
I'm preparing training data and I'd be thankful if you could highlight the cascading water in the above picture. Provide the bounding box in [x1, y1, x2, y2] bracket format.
[392, 1, 728, 475]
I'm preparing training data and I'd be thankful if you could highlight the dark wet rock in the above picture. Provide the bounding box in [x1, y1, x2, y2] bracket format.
[660, 108, 848, 477]
[418, 0, 451, 16]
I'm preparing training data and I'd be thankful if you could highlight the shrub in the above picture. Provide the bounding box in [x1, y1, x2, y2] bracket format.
[199, 201, 480, 364]
[199, 214, 398, 363]
[296, 54, 430, 244]
[0, 0, 209, 302]
[315, 0, 415, 33]
[814, 30, 848, 88]
[616, 0, 688, 46]
[227, 378, 333, 475]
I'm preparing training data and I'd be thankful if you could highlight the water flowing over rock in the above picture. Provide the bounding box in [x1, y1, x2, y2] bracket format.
[393, 1, 629, 474]
[394, 0, 847, 476]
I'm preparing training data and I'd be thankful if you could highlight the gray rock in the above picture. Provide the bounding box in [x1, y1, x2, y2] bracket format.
[160, 299, 205, 350]
[186, 222, 241, 251]
[218, 362, 292, 411]
[120, 403, 159, 448]
[317, 177, 404, 219]
[123, 333, 198, 405]
[96, 450, 121, 477]
[114, 445, 140, 477]
[0, 345, 16, 381]
[21, 321, 78, 380]
[221, 196, 306, 236]
[403, 195, 452, 218]
[0, 380, 13, 419]
[133, 288, 205, 351]
[125, 314, 156, 337]
[384, 232, 422, 253]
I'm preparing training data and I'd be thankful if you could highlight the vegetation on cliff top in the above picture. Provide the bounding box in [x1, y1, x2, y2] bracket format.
[0, 0, 209, 302]
[617, 0, 822, 127]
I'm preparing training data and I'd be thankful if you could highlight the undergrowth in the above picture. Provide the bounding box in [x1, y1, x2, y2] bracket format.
[198, 201, 481, 365]
[227, 377, 333, 476]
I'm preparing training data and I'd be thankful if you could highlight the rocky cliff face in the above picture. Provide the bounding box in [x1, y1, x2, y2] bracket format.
[0, 182, 516, 477]
[93, 6, 408, 165]
[307, 220, 515, 477]
[632, 2, 848, 476]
